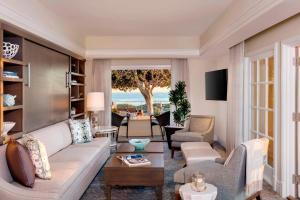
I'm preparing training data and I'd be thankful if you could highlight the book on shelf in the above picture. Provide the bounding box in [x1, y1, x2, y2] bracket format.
[117, 154, 151, 167]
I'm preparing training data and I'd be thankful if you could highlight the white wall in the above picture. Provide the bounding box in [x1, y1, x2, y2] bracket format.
[0, 0, 85, 55]
[188, 53, 229, 147]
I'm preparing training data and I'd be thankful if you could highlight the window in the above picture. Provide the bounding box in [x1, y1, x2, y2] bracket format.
[250, 55, 275, 167]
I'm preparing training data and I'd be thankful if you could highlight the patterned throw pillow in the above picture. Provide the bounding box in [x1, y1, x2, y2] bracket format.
[23, 135, 51, 179]
[69, 119, 92, 144]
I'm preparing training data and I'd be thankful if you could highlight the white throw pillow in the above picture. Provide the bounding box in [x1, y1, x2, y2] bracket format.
[69, 119, 92, 144]
[23, 135, 51, 179]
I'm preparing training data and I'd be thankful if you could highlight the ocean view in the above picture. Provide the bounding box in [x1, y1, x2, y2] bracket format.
[112, 91, 169, 106]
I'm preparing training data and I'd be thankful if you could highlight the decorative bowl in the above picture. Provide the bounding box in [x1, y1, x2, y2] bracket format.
[129, 138, 150, 150]
[3, 94, 16, 107]
[3, 42, 19, 59]
[3, 122, 15, 137]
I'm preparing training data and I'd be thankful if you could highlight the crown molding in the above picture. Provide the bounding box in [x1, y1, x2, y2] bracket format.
[0, 1, 85, 56]
[85, 49, 200, 59]
[199, 0, 284, 56]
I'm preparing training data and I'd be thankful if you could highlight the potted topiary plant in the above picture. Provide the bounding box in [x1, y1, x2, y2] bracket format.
[169, 81, 191, 126]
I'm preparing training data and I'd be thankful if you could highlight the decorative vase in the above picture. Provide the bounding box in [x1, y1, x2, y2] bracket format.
[3, 94, 16, 107]
[2, 122, 15, 144]
[129, 138, 150, 150]
[3, 42, 19, 59]
[191, 172, 206, 192]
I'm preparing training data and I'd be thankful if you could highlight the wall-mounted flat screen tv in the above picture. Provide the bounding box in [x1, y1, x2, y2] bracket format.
[205, 69, 228, 101]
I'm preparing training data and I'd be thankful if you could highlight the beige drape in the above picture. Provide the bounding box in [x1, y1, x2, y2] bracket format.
[170, 58, 190, 125]
[226, 42, 245, 153]
[91, 59, 112, 126]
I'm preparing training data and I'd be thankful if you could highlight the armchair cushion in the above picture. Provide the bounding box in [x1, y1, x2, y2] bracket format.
[171, 132, 204, 142]
[174, 145, 247, 200]
[189, 117, 212, 132]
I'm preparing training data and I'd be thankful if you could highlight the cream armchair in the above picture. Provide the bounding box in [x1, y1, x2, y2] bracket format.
[170, 115, 215, 158]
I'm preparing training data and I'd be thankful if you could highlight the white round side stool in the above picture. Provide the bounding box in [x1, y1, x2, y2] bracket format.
[179, 183, 217, 200]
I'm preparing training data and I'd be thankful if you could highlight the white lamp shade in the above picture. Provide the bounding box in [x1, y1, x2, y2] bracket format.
[87, 92, 104, 111]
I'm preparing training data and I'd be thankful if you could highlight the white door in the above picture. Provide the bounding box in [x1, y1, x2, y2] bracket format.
[249, 51, 277, 185]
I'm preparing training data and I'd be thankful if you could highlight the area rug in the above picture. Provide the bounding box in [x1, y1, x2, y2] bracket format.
[80, 143, 284, 200]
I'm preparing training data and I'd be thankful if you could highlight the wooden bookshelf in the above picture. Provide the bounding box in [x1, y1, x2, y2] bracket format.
[69, 57, 85, 119]
[0, 30, 24, 140]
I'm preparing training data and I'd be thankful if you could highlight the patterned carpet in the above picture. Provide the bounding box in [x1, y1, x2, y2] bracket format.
[80, 143, 284, 200]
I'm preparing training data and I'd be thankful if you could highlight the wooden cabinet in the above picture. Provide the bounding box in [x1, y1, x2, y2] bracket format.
[1, 30, 25, 142]
[69, 57, 86, 119]
[0, 23, 85, 144]
[23, 40, 69, 132]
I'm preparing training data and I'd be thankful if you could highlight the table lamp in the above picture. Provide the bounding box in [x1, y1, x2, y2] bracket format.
[87, 92, 104, 127]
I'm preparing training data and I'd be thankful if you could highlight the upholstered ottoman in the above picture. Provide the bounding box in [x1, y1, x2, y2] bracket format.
[181, 142, 221, 166]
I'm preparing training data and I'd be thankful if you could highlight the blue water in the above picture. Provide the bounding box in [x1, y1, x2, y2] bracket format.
[112, 91, 169, 105]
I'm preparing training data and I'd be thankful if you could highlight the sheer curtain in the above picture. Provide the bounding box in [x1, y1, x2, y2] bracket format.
[226, 42, 245, 153]
[170, 58, 190, 125]
[91, 59, 112, 126]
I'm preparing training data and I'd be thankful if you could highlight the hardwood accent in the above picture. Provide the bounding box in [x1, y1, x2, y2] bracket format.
[1, 21, 83, 60]
[117, 142, 164, 153]
[165, 126, 183, 150]
[71, 98, 84, 102]
[70, 72, 85, 77]
[0, 29, 24, 139]
[0, 20, 85, 141]
[3, 105, 23, 111]
[104, 153, 164, 200]
[3, 78, 23, 82]
[70, 112, 85, 119]
[69, 57, 86, 119]
[2, 58, 25, 66]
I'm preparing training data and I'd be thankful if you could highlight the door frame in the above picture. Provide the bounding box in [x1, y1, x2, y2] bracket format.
[244, 43, 280, 191]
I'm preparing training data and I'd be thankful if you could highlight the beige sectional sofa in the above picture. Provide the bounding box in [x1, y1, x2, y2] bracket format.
[0, 121, 110, 200]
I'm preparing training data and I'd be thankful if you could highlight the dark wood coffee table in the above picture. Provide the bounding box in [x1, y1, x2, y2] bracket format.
[104, 153, 164, 200]
[117, 142, 164, 153]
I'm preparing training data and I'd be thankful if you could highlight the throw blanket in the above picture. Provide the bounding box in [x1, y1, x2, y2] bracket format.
[242, 138, 269, 196]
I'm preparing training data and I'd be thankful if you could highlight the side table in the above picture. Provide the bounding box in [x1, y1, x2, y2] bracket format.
[165, 125, 183, 150]
[93, 126, 118, 149]
[179, 183, 217, 200]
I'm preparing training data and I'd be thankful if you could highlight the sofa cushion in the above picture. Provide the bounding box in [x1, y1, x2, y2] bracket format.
[181, 142, 211, 151]
[6, 140, 35, 188]
[49, 137, 110, 165]
[11, 161, 83, 194]
[23, 135, 51, 179]
[26, 121, 72, 157]
[69, 119, 92, 144]
[189, 117, 212, 132]
[11, 137, 110, 197]
[183, 148, 221, 166]
[171, 132, 204, 142]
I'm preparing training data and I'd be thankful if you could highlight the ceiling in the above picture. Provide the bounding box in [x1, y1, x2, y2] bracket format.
[40, 0, 232, 37]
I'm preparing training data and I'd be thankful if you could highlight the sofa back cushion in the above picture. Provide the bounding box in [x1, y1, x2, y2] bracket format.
[189, 116, 213, 132]
[26, 121, 72, 157]
[0, 144, 13, 182]
[6, 140, 36, 187]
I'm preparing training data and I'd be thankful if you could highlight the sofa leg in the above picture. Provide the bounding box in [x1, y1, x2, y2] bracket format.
[256, 195, 261, 200]
[175, 191, 181, 200]
[171, 148, 175, 159]
[247, 191, 261, 200]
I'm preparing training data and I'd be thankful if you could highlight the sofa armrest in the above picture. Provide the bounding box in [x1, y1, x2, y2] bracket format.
[215, 157, 226, 165]
[174, 161, 228, 184]
[174, 161, 243, 200]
